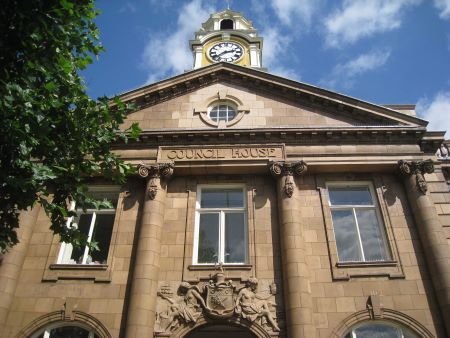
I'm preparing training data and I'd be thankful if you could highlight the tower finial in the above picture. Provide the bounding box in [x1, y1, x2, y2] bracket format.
[226, 0, 230, 10]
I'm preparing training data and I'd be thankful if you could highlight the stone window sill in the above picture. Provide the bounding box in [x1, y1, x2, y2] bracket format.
[49, 263, 108, 270]
[188, 264, 252, 271]
[43, 264, 111, 282]
[336, 260, 397, 268]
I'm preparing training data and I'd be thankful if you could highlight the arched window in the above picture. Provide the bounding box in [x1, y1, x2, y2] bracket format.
[344, 322, 418, 338]
[32, 323, 100, 338]
[220, 19, 234, 30]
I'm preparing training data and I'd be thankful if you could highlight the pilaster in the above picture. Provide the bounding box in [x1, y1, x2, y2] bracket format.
[0, 206, 40, 332]
[398, 159, 450, 335]
[125, 162, 174, 337]
[270, 161, 316, 338]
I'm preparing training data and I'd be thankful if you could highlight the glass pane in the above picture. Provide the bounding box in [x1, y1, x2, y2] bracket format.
[201, 188, 244, 208]
[89, 213, 115, 264]
[70, 213, 92, 264]
[219, 105, 227, 112]
[210, 110, 218, 119]
[198, 213, 219, 263]
[329, 187, 373, 205]
[225, 213, 246, 263]
[331, 210, 362, 262]
[49, 326, 91, 338]
[353, 324, 399, 337]
[356, 209, 389, 261]
[227, 108, 236, 120]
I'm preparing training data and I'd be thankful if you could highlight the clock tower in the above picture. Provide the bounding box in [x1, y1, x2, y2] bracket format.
[189, 9, 265, 70]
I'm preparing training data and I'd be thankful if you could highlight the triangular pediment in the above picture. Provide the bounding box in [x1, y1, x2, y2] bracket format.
[119, 63, 427, 131]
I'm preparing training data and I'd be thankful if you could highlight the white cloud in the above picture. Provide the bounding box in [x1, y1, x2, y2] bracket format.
[261, 27, 300, 80]
[324, 0, 420, 47]
[141, 0, 214, 84]
[249, 0, 301, 80]
[434, 0, 450, 18]
[270, 0, 322, 27]
[119, 3, 136, 13]
[321, 49, 391, 89]
[417, 92, 450, 136]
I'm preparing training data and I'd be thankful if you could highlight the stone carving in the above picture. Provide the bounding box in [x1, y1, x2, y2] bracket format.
[367, 292, 382, 319]
[270, 161, 307, 198]
[235, 278, 280, 332]
[205, 269, 235, 318]
[436, 143, 449, 159]
[157, 282, 206, 331]
[137, 162, 174, 200]
[398, 159, 434, 194]
[156, 273, 280, 334]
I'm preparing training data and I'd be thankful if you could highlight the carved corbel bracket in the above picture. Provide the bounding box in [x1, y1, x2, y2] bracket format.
[398, 159, 434, 195]
[269, 161, 307, 198]
[138, 162, 174, 200]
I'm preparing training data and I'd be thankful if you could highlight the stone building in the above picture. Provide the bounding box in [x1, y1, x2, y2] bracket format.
[1, 9, 450, 338]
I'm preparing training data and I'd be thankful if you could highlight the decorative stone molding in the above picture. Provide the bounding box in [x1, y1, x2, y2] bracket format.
[269, 161, 307, 197]
[330, 305, 434, 338]
[16, 310, 112, 338]
[155, 271, 280, 335]
[193, 90, 249, 128]
[367, 293, 382, 319]
[137, 162, 174, 200]
[398, 159, 434, 194]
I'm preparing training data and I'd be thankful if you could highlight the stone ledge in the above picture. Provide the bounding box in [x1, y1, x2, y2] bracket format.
[188, 264, 252, 271]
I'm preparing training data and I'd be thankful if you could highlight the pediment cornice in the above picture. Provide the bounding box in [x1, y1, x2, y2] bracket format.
[118, 63, 428, 128]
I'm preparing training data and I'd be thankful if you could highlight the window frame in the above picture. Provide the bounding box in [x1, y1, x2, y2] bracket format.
[207, 102, 237, 123]
[344, 321, 418, 338]
[317, 176, 404, 280]
[57, 186, 119, 265]
[192, 184, 248, 265]
[43, 185, 123, 282]
[326, 182, 391, 263]
[31, 322, 98, 338]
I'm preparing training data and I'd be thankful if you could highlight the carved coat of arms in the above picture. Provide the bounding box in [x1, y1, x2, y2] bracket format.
[205, 275, 235, 318]
[156, 271, 280, 335]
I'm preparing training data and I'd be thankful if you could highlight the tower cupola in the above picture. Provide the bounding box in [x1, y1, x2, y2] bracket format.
[189, 9, 264, 70]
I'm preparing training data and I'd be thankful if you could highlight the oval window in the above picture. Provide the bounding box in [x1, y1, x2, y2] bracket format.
[208, 104, 237, 123]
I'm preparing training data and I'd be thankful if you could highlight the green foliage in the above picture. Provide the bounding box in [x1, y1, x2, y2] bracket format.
[0, 0, 140, 252]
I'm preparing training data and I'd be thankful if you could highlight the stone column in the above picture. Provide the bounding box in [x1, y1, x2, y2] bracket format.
[270, 161, 315, 338]
[0, 205, 40, 328]
[125, 162, 174, 337]
[398, 160, 450, 335]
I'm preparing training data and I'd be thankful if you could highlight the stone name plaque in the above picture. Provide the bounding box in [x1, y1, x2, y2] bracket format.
[159, 145, 284, 161]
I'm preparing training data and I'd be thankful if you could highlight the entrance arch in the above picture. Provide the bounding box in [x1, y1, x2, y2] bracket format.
[184, 323, 257, 338]
[170, 315, 271, 338]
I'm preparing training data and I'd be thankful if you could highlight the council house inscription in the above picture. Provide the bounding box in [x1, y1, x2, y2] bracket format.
[159, 145, 284, 161]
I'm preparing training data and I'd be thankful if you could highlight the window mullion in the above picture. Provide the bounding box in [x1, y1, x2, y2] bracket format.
[82, 212, 96, 264]
[220, 210, 225, 263]
[352, 207, 365, 262]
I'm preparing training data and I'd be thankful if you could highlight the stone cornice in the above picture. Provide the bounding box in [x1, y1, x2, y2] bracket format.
[117, 63, 428, 127]
[114, 126, 429, 150]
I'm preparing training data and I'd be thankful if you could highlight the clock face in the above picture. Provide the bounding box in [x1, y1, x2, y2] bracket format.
[208, 42, 244, 63]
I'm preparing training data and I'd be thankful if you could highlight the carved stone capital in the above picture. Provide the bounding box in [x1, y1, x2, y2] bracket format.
[138, 163, 174, 200]
[398, 159, 434, 194]
[269, 161, 307, 198]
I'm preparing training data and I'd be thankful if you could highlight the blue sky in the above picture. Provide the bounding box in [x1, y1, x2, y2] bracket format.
[83, 0, 450, 135]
